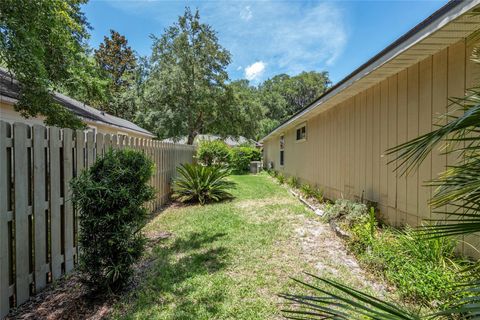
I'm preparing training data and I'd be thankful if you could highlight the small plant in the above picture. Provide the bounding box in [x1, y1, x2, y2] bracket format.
[229, 146, 262, 173]
[197, 140, 231, 166]
[300, 183, 324, 202]
[287, 176, 300, 188]
[277, 173, 285, 184]
[172, 163, 236, 205]
[323, 198, 368, 224]
[71, 149, 155, 292]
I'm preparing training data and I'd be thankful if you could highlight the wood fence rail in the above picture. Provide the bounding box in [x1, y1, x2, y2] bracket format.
[0, 120, 195, 318]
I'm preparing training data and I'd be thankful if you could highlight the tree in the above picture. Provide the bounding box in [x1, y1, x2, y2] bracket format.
[94, 30, 137, 120]
[139, 7, 237, 144]
[259, 71, 331, 123]
[60, 47, 111, 109]
[227, 80, 264, 140]
[0, 0, 90, 128]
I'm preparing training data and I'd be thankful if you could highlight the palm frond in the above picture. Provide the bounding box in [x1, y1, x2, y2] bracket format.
[280, 274, 421, 320]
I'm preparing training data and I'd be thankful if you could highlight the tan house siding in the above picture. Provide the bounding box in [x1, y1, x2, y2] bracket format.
[263, 39, 479, 254]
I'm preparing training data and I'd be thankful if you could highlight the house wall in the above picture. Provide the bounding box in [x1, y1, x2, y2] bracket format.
[263, 39, 480, 256]
[0, 101, 151, 139]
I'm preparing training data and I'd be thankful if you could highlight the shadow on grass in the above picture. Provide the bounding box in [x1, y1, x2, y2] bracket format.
[129, 232, 229, 319]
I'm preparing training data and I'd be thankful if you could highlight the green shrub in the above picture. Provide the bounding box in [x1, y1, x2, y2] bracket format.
[197, 140, 231, 166]
[287, 176, 300, 188]
[71, 149, 155, 292]
[229, 146, 262, 173]
[323, 198, 368, 225]
[172, 163, 236, 205]
[277, 173, 285, 184]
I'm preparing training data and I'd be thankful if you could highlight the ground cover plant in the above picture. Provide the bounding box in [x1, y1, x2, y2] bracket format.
[172, 163, 236, 205]
[71, 149, 155, 292]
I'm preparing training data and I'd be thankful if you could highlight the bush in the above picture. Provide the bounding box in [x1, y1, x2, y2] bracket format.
[197, 140, 231, 166]
[172, 163, 236, 205]
[323, 198, 369, 225]
[71, 149, 155, 292]
[229, 146, 262, 173]
[277, 173, 285, 184]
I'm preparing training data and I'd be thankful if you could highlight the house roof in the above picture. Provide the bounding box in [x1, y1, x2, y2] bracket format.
[261, 0, 480, 142]
[0, 68, 155, 137]
[163, 134, 258, 147]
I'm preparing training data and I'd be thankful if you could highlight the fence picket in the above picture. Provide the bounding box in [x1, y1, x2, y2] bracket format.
[13, 123, 31, 305]
[33, 125, 48, 292]
[63, 129, 74, 273]
[49, 127, 63, 280]
[0, 122, 11, 319]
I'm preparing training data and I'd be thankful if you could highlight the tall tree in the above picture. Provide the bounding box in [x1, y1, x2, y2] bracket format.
[94, 30, 137, 120]
[0, 0, 89, 128]
[139, 7, 237, 144]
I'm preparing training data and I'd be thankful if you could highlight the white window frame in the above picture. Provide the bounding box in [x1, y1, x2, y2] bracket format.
[279, 134, 285, 167]
[295, 122, 307, 143]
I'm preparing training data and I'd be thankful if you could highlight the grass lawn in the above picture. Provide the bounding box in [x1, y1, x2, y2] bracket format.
[111, 174, 388, 319]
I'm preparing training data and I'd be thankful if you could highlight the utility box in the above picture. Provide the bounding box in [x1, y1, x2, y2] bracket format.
[250, 161, 262, 174]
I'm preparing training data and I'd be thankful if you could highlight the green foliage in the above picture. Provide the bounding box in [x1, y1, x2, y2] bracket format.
[196, 140, 231, 166]
[139, 7, 235, 143]
[300, 184, 324, 202]
[276, 173, 286, 184]
[0, 0, 89, 128]
[350, 225, 465, 306]
[323, 198, 369, 225]
[172, 163, 236, 205]
[229, 146, 261, 173]
[70, 149, 155, 292]
[94, 29, 138, 120]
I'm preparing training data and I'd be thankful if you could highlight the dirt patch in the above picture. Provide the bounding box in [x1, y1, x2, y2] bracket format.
[6, 230, 172, 320]
[292, 217, 390, 295]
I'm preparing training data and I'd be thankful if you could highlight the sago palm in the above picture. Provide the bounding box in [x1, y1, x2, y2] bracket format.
[172, 163, 236, 205]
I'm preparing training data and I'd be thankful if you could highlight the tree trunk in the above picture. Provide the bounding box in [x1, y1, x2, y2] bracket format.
[187, 132, 197, 145]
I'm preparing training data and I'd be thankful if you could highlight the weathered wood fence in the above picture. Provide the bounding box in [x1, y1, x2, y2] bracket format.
[0, 120, 195, 318]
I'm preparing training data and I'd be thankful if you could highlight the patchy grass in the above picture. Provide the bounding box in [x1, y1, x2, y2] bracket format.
[110, 174, 394, 319]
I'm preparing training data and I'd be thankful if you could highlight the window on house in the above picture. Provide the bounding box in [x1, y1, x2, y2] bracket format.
[280, 135, 285, 166]
[296, 124, 306, 141]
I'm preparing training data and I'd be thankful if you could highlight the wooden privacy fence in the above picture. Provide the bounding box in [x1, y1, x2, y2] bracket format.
[0, 120, 195, 318]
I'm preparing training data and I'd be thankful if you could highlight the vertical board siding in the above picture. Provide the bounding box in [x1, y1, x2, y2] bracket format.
[263, 40, 478, 251]
[0, 123, 195, 318]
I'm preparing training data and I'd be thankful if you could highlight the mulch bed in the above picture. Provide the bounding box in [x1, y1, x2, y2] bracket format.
[6, 230, 172, 320]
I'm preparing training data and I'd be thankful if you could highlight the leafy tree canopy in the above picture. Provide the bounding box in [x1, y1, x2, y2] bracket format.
[94, 30, 138, 120]
[137, 7, 245, 144]
[0, 0, 90, 128]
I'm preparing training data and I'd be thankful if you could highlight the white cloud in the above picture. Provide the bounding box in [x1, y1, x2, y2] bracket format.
[240, 6, 253, 21]
[244, 61, 266, 81]
[236, 66, 243, 71]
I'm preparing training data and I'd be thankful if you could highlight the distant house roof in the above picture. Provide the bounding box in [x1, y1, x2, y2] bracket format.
[0, 68, 155, 137]
[163, 134, 258, 147]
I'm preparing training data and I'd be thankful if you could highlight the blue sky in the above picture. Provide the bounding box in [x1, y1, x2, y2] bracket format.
[83, 0, 448, 84]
